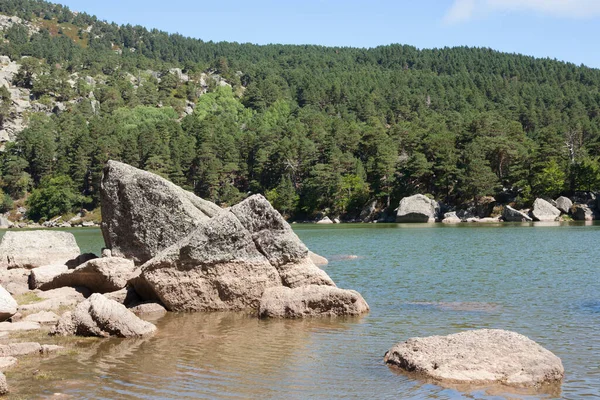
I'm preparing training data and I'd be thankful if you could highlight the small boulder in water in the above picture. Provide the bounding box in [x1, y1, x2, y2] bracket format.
[384, 329, 564, 389]
[259, 285, 369, 318]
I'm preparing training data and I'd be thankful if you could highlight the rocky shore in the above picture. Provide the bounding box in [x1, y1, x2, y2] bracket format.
[0, 161, 567, 396]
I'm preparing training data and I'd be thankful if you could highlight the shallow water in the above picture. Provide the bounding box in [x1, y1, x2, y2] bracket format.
[5, 223, 600, 399]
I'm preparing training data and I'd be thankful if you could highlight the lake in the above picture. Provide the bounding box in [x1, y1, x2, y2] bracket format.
[5, 223, 600, 399]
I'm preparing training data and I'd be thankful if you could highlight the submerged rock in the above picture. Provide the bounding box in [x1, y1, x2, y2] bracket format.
[259, 285, 369, 318]
[384, 329, 564, 389]
[396, 194, 439, 223]
[502, 206, 532, 222]
[0, 286, 17, 322]
[51, 293, 156, 338]
[38, 257, 137, 293]
[530, 198, 561, 222]
[0, 231, 80, 269]
[100, 160, 222, 264]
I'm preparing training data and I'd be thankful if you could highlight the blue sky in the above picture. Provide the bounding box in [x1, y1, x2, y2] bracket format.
[56, 0, 600, 68]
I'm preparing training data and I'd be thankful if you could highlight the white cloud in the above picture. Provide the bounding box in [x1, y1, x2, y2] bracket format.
[444, 0, 600, 24]
[443, 0, 477, 24]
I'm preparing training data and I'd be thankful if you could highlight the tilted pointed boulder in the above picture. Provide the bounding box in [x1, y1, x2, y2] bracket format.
[101, 160, 222, 264]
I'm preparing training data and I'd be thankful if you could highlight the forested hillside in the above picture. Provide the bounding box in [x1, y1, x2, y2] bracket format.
[1, 0, 600, 221]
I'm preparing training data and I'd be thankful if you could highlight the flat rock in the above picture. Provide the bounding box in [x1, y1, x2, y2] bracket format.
[530, 198, 561, 222]
[442, 212, 462, 224]
[50, 293, 156, 338]
[100, 160, 222, 264]
[0, 357, 17, 371]
[0, 286, 17, 322]
[0, 321, 40, 332]
[384, 329, 564, 389]
[39, 257, 137, 293]
[0, 231, 81, 269]
[396, 194, 439, 223]
[23, 311, 60, 325]
[502, 206, 533, 222]
[29, 264, 69, 290]
[129, 302, 167, 316]
[259, 285, 370, 318]
[0, 268, 30, 294]
[0, 342, 41, 357]
[18, 287, 89, 313]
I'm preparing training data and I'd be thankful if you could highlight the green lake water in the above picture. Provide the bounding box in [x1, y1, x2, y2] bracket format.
[4, 223, 600, 399]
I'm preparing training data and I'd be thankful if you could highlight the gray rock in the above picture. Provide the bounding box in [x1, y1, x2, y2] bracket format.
[259, 285, 370, 318]
[28, 264, 69, 290]
[0, 286, 17, 322]
[0, 357, 17, 371]
[359, 200, 378, 222]
[132, 195, 336, 312]
[474, 196, 496, 218]
[0, 231, 80, 269]
[530, 198, 561, 222]
[50, 293, 156, 338]
[308, 251, 328, 266]
[0, 371, 7, 395]
[22, 311, 59, 325]
[0, 217, 10, 229]
[101, 160, 222, 264]
[0, 342, 42, 357]
[442, 212, 462, 224]
[0, 321, 40, 332]
[555, 196, 573, 214]
[502, 206, 533, 222]
[18, 287, 89, 313]
[384, 329, 564, 389]
[396, 194, 439, 223]
[38, 257, 137, 293]
[316, 216, 333, 224]
[129, 301, 167, 316]
[104, 287, 140, 307]
[572, 204, 595, 221]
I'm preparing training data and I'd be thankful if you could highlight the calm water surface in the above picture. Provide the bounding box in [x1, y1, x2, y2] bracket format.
[5, 223, 600, 399]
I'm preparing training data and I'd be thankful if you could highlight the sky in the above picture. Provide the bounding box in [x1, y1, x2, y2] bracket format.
[55, 0, 600, 68]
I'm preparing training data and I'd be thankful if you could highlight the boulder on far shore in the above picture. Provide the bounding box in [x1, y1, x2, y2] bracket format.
[396, 194, 439, 223]
[384, 329, 564, 389]
[316, 216, 333, 224]
[530, 198, 561, 222]
[441, 212, 462, 224]
[502, 205, 533, 222]
[0, 231, 81, 269]
[258, 285, 369, 318]
[555, 196, 573, 214]
[51, 293, 156, 338]
[571, 204, 595, 221]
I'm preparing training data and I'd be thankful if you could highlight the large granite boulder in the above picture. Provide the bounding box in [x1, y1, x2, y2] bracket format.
[555, 196, 572, 214]
[0, 231, 80, 269]
[502, 206, 532, 222]
[396, 194, 439, 223]
[38, 257, 137, 293]
[0, 286, 17, 322]
[571, 204, 595, 221]
[258, 285, 369, 318]
[132, 199, 335, 312]
[100, 160, 222, 264]
[50, 293, 156, 338]
[384, 329, 564, 389]
[530, 198, 561, 222]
